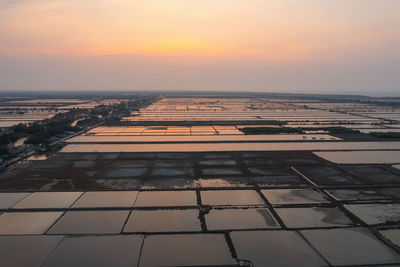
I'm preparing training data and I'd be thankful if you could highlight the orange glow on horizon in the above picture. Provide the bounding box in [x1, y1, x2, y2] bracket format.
[1, 0, 399, 94]
[0, 36, 332, 64]
[0, 0, 399, 63]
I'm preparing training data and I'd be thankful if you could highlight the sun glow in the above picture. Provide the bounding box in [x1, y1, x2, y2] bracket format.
[1, 0, 398, 62]
[1, 0, 399, 93]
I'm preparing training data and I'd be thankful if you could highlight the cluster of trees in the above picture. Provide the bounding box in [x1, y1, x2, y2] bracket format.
[23, 115, 79, 144]
[0, 96, 158, 157]
[0, 130, 27, 154]
[0, 112, 80, 155]
[2, 113, 79, 146]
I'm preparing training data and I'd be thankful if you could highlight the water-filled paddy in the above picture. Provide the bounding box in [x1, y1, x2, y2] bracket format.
[315, 151, 400, 164]
[68, 134, 340, 143]
[61, 141, 400, 153]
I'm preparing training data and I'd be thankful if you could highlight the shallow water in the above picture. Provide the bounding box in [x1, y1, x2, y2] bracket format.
[124, 209, 201, 232]
[0, 235, 64, 267]
[151, 167, 195, 176]
[42, 235, 143, 267]
[262, 189, 329, 205]
[201, 190, 265, 206]
[134, 191, 197, 207]
[69, 134, 340, 142]
[198, 159, 237, 166]
[344, 204, 400, 225]
[12, 192, 83, 209]
[72, 191, 138, 208]
[379, 229, 400, 247]
[61, 141, 400, 153]
[301, 228, 400, 266]
[315, 151, 400, 164]
[139, 234, 235, 266]
[205, 208, 279, 230]
[276, 207, 353, 228]
[0, 212, 63, 235]
[0, 193, 30, 209]
[106, 168, 148, 177]
[201, 168, 242, 175]
[231, 231, 326, 267]
[48, 210, 129, 234]
[327, 188, 400, 201]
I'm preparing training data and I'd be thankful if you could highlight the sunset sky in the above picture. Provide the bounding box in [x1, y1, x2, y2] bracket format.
[0, 0, 399, 95]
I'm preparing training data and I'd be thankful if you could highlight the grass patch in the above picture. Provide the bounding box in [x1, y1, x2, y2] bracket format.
[370, 132, 400, 139]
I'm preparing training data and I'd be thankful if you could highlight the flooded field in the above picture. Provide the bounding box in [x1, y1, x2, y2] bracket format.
[2, 95, 400, 266]
[358, 128, 400, 133]
[315, 151, 400, 164]
[86, 125, 243, 136]
[0, 98, 120, 127]
[123, 97, 393, 127]
[69, 134, 340, 143]
[59, 97, 400, 165]
[0, 114, 56, 127]
[302, 102, 400, 122]
[61, 141, 400, 153]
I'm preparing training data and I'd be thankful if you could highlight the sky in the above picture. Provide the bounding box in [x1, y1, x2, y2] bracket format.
[0, 0, 399, 96]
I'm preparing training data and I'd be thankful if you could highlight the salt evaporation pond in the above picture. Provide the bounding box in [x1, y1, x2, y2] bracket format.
[315, 151, 400, 164]
[68, 134, 340, 143]
[61, 141, 400, 153]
